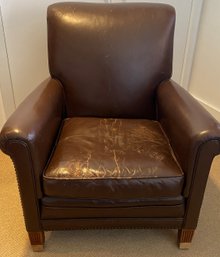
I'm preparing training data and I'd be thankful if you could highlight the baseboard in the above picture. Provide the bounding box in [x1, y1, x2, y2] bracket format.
[193, 96, 220, 122]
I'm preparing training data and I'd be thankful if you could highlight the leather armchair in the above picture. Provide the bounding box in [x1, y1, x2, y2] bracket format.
[1, 2, 220, 251]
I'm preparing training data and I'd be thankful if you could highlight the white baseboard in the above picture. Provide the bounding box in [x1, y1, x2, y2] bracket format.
[193, 96, 220, 122]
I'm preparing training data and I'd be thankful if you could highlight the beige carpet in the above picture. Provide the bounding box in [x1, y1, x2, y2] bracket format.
[0, 151, 220, 257]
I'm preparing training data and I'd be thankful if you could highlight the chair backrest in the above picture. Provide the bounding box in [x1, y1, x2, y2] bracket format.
[47, 2, 175, 119]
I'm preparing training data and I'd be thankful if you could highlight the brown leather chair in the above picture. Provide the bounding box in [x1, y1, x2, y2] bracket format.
[0, 2, 220, 251]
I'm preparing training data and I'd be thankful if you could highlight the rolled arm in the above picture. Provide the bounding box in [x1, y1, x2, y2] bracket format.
[156, 80, 220, 197]
[0, 78, 65, 198]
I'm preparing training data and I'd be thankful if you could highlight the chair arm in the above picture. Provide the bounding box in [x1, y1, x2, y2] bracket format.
[156, 80, 220, 197]
[0, 78, 65, 198]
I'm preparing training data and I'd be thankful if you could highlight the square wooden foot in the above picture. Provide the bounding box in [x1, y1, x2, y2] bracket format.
[28, 231, 45, 252]
[178, 229, 195, 249]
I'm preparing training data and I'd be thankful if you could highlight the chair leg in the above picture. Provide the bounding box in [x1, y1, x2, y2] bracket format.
[28, 231, 45, 252]
[178, 229, 195, 249]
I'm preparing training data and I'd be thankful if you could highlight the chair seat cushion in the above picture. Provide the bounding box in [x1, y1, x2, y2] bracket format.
[43, 118, 184, 199]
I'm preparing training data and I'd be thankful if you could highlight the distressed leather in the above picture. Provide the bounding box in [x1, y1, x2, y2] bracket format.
[43, 118, 184, 199]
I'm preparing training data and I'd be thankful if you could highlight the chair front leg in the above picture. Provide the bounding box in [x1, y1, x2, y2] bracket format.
[28, 231, 45, 252]
[178, 229, 195, 249]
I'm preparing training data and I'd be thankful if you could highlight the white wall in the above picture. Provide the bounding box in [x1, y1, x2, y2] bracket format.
[189, 0, 220, 121]
[0, 5, 15, 119]
[0, 0, 104, 110]
[0, 7, 6, 128]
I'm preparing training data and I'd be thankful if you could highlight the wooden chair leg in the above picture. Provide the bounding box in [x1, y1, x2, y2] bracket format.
[28, 231, 45, 252]
[178, 229, 195, 249]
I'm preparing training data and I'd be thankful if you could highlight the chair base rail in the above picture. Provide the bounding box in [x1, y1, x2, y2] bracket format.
[41, 217, 183, 231]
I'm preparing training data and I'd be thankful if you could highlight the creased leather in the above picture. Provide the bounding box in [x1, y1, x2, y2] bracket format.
[43, 118, 184, 198]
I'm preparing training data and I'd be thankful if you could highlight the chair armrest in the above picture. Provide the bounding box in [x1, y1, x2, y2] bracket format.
[0, 78, 64, 198]
[156, 80, 220, 197]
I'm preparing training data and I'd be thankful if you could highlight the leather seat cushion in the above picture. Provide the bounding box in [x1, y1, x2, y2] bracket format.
[43, 118, 184, 199]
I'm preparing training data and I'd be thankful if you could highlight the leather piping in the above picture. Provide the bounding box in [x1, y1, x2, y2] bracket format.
[5, 139, 42, 229]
